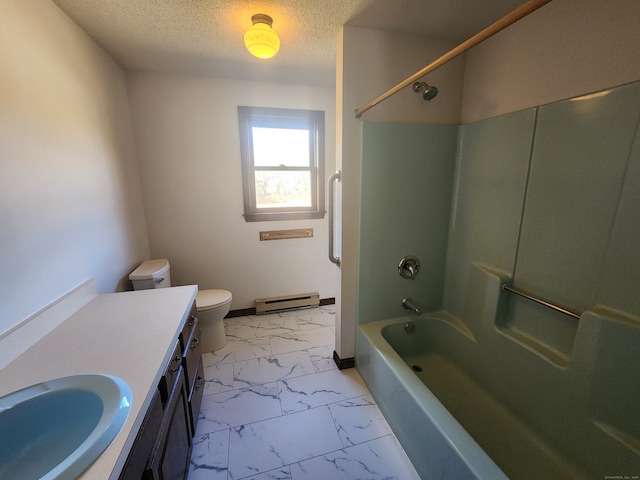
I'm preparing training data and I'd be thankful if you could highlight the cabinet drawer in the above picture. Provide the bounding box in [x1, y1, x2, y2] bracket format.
[183, 322, 201, 392]
[188, 356, 205, 435]
[179, 302, 198, 352]
[159, 340, 182, 405]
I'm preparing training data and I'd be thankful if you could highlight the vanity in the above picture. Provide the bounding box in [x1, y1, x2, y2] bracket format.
[0, 283, 202, 479]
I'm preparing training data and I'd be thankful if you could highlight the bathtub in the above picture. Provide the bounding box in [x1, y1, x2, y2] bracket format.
[357, 313, 594, 480]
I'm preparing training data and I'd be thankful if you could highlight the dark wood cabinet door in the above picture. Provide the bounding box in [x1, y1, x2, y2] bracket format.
[159, 341, 183, 406]
[179, 302, 198, 352]
[118, 392, 163, 480]
[187, 356, 205, 434]
[145, 369, 192, 480]
[183, 322, 201, 395]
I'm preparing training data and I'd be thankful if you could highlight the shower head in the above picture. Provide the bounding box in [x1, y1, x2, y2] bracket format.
[423, 84, 438, 101]
[412, 81, 438, 101]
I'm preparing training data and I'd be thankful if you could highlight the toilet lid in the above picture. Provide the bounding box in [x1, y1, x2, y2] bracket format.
[129, 259, 170, 280]
[196, 289, 232, 311]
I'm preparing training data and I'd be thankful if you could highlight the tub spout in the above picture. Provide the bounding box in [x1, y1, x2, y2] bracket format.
[402, 297, 422, 315]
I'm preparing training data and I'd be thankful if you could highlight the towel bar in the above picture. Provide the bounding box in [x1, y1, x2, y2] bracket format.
[502, 285, 580, 319]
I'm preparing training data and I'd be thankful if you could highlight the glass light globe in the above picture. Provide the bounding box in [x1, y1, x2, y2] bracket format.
[244, 15, 280, 59]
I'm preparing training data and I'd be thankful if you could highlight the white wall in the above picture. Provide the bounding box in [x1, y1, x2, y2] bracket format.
[0, 0, 149, 337]
[462, 0, 640, 123]
[336, 27, 465, 359]
[126, 72, 336, 309]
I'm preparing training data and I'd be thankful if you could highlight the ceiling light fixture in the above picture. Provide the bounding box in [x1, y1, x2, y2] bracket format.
[244, 14, 280, 59]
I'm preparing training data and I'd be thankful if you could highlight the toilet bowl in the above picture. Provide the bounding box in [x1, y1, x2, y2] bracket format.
[195, 289, 232, 352]
[129, 259, 232, 352]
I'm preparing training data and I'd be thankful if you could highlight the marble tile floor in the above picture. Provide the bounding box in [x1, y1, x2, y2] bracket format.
[188, 305, 421, 480]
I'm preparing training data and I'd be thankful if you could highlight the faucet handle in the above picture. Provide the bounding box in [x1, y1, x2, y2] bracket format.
[398, 256, 420, 280]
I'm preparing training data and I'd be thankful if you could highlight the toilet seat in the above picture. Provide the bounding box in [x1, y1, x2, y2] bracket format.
[196, 289, 232, 312]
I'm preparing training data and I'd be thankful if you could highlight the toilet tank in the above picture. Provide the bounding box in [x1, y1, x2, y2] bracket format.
[129, 259, 171, 290]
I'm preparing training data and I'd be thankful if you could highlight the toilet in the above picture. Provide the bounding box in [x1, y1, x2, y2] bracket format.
[193, 288, 232, 351]
[129, 259, 232, 352]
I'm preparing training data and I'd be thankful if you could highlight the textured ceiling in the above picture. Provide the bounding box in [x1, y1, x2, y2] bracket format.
[51, 0, 527, 87]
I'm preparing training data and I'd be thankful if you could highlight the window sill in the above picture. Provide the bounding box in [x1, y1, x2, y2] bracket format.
[243, 211, 326, 222]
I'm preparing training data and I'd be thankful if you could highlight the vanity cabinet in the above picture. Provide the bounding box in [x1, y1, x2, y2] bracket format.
[119, 301, 204, 480]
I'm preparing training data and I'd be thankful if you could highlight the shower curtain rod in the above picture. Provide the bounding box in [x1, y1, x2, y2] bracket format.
[354, 0, 553, 119]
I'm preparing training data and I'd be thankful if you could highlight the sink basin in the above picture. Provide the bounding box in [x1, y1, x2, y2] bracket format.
[0, 374, 132, 479]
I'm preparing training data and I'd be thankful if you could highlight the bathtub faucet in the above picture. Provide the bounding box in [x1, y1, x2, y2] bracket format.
[402, 297, 422, 316]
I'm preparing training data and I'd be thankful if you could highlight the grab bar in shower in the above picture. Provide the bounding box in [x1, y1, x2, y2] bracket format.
[502, 285, 580, 319]
[328, 170, 341, 266]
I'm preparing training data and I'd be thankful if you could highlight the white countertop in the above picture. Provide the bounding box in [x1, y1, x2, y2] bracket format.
[0, 285, 198, 479]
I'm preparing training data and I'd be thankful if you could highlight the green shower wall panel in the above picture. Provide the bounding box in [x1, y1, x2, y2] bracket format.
[596, 114, 640, 315]
[356, 81, 640, 480]
[443, 109, 536, 325]
[514, 82, 640, 316]
[358, 121, 457, 324]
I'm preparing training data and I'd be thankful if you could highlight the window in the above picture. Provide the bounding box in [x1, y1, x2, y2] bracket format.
[238, 106, 325, 222]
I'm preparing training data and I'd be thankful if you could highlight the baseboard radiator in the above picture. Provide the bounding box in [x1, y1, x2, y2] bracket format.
[255, 292, 320, 315]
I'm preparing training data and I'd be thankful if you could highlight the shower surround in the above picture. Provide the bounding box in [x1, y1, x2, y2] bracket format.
[356, 81, 640, 479]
